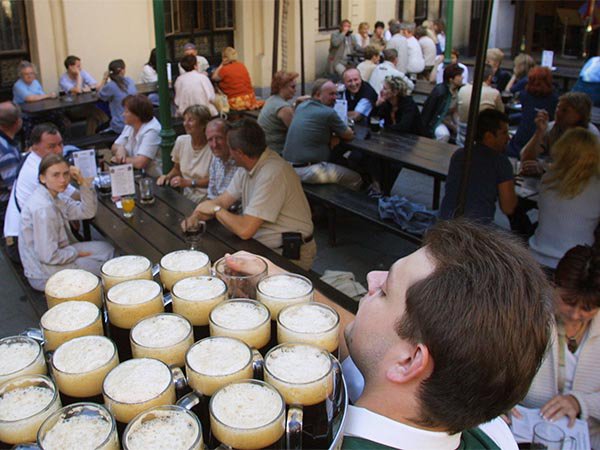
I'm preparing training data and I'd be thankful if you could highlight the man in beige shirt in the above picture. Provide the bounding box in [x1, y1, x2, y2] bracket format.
[456, 64, 504, 146]
[182, 119, 316, 270]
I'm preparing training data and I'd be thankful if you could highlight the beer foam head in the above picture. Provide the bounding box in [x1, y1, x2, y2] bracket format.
[186, 338, 251, 376]
[279, 303, 338, 333]
[172, 276, 226, 302]
[40, 404, 113, 450]
[258, 274, 312, 299]
[161, 250, 209, 272]
[0, 382, 55, 421]
[107, 280, 161, 305]
[53, 336, 115, 374]
[0, 337, 40, 377]
[131, 314, 191, 348]
[266, 344, 331, 384]
[125, 407, 200, 450]
[211, 300, 269, 330]
[45, 269, 99, 298]
[211, 381, 283, 429]
[41, 301, 99, 332]
[102, 256, 151, 278]
[103, 359, 171, 404]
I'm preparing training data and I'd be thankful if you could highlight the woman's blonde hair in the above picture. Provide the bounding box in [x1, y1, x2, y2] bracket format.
[222, 47, 238, 63]
[486, 48, 504, 64]
[358, 22, 369, 34]
[543, 127, 600, 198]
[513, 53, 535, 78]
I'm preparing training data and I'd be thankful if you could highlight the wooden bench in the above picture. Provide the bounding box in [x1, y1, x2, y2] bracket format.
[302, 183, 423, 247]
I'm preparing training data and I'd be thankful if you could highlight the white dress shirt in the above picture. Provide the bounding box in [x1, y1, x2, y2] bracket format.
[386, 34, 409, 74]
[406, 36, 425, 74]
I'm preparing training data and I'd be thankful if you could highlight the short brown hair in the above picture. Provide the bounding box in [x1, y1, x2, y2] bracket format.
[363, 45, 380, 60]
[227, 118, 266, 158]
[397, 219, 553, 434]
[443, 63, 463, 83]
[180, 54, 198, 72]
[38, 154, 68, 180]
[183, 104, 212, 125]
[123, 94, 154, 123]
[559, 91, 592, 127]
[271, 71, 299, 95]
[311, 78, 332, 97]
[555, 245, 600, 310]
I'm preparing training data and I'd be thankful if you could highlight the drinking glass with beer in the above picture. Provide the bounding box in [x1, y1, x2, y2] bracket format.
[121, 196, 135, 218]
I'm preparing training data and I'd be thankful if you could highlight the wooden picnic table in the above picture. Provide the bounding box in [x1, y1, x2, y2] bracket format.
[346, 126, 456, 209]
[20, 82, 158, 115]
[89, 181, 359, 321]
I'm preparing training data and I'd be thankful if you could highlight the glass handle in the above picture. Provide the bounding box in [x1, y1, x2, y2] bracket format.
[170, 366, 188, 398]
[199, 220, 207, 234]
[163, 292, 172, 307]
[11, 444, 42, 450]
[176, 391, 202, 410]
[251, 348, 264, 380]
[20, 327, 45, 345]
[151, 263, 160, 277]
[286, 405, 303, 450]
[331, 356, 343, 415]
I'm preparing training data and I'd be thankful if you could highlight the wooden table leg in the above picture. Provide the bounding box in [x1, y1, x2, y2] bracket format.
[432, 178, 441, 210]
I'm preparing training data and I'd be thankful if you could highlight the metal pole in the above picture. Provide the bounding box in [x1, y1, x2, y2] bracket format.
[299, 0, 306, 95]
[455, 0, 494, 217]
[443, 0, 454, 65]
[153, 0, 175, 174]
[272, 0, 280, 77]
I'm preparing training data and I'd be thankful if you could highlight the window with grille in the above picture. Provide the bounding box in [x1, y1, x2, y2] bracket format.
[0, 0, 30, 100]
[319, 0, 341, 31]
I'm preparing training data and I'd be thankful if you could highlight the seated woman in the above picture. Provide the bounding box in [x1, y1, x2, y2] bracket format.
[211, 47, 264, 111]
[18, 154, 115, 291]
[353, 22, 371, 50]
[111, 94, 162, 177]
[374, 75, 424, 135]
[507, 66, 558, 158]
[516, 244, 600, 449]
[98, 59, 137, 134]
[140, 49, 158, 83]
[486, 48, 511, 92]
[504, 53, 535, 96]
[529, 128, 600, 269]
[257, 71, 298, 154]
[174, 55, 217, 117]
[157, 105, 212, 203]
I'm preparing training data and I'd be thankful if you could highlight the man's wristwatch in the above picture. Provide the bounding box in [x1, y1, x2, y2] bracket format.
[191, 179, 197, 188]
[213, 205, 222, 215]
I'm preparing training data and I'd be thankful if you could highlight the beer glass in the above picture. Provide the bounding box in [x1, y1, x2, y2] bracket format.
[102, 358, 180, 435]
[214, 254, 268, 299]
[121, 196, 135, 218]
[159, 250, 210, 291]
[532, 422, 576, 450]
[256, 273, 313, 341]
[277, 302, 340, 358]
[44, 269, 102, 309]
[106, 279, 164, 360]
[209, 380, 285, 450]
[101, 255, 153, 291]
[264, 343, 336, 449]
[130, 313, 193, 367]
[51, 336, 119, 405]
[0, 375, 61, 445]
[40, 301, 103, 352]
[0, 336, 46, 386]
[97, 172, 112, 196]
[179, 336, 262, 440]
[181, 220, 206, 251]
[209, 299, 271, 352]
[171, 276, 227, 340]
[122, 405, 202, 450]
[37, 402, 119, 450]
[138, 178, 154, 205]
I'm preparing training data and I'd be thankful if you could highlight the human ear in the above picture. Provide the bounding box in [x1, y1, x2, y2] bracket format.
[386, 343, 432, 384]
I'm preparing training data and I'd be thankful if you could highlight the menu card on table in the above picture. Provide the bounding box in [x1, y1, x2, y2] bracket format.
[109, 164, 135, 197]
[334, 99, 348, 126]
[72, 149, 97, 179]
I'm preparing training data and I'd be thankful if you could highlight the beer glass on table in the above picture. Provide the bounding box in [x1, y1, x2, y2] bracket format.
[121, 196, 135, 218]
[181, 219, 206, 251]
[532, 422, 576, 450]
[101, 255, 153, 291]
[40, 301, 104, 352]
[0, 336, 46, 386]
[0, 375, 61, 446]
[44, 269, 102, 309]
[159, 250, 210, 291]
[37, 402, 119, 450]
[214, 254, 268, 299]
[138, 178, 155, 205]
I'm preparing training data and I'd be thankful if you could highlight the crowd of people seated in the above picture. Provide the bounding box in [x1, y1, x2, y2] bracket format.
[2, 24, 600, 448]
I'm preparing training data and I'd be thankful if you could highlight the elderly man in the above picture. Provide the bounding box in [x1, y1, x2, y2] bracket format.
[385, 21, 408, 75]
[178, 42, 210, 74]
[400, 22, 425, 76]
[369, 49, 415, 97]
[283, 79, 361, 190]
[0, 102, 22, 229]
[12, 61, 56, 104]
[342, 68, 377, 124]
[205, 118, 239, 199]
[4, 124, 77, 262]
[183, 119, 315, 270]
[341, 219, 552, 449]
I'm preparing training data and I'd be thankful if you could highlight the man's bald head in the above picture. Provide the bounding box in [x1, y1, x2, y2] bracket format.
[342, 68, 362, 94]
[0, 102, 22, 138]
[312, 79, 338, 107]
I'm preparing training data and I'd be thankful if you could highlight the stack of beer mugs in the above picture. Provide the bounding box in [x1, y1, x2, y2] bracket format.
[0, 249, 345, 449]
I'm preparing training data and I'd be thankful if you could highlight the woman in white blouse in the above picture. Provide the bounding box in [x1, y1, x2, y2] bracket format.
[174, 54, 217, 117]
[156, 105, 212, 203]
[19, 154, 115, 291]
[515, 244, 600, 449]
[111, 94, 162, 177]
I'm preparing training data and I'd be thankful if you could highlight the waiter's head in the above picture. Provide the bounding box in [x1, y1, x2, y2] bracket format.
[30, 124, 63, 158]
[344, 219, 552, 433]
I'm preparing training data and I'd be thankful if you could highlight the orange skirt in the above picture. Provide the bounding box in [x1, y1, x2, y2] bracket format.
[228, 93, 265, 111]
